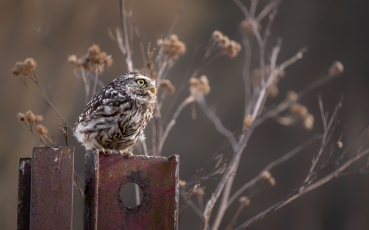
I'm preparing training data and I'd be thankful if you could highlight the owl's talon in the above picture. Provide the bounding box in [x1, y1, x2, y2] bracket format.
[119, 150, 133, 157]
[102, 148, 113, 155]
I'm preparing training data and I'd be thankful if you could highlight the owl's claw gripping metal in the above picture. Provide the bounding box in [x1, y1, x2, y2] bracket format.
[101, 148, 113, 155]
[119, 150, 133, 156]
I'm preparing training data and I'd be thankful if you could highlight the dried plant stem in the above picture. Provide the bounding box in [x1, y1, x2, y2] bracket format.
[202, 49, 305, 230]
[234, 147, 369, 230]
[255, 1, 279, 22]
[158, 96, 195, 155]
[74, 172, 85, 201]
[242, 34, 252, 118]
[225, 202, 246, 230]
[119, 0, 133, 72]
[301, 99, 342, 187]
[227, 135, 320, 207]
[255, 72, 340, 126]
[234, 0, 251, 18]
[179, 185, 196, 220]
[32, 72, 73, 130]
[92, 70, 99, 97]
[196, 96, 238, 152]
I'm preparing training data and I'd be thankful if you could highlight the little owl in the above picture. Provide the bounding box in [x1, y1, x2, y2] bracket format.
[74, 72, 156, 155]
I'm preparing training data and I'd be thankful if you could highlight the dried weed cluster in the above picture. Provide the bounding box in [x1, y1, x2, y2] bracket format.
[189, 75, 210, 97]
[159, 79, 175, 95]
[158, 34, 186, 59]
[17, 110, 54, 145]
[241, 19, 261, 36]
[12, 58, 37, 77]
[212, 30, 242, 58]
[68, 44, 113, 74]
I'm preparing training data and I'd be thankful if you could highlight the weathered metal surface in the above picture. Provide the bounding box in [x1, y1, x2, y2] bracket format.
[84, 151, 98, 230]
[17, 158, 32, 230]
[30, 147, 74, 230]
[84, 151, 179, 230]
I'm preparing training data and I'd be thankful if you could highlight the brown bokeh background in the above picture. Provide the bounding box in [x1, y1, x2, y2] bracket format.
[1, 0, 369, 229]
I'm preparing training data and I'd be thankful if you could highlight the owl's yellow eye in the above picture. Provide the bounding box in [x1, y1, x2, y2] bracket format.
[136, 79, 145, 85]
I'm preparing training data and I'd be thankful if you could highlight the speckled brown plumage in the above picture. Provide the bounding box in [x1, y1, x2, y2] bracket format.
[73, 72, 156, 155]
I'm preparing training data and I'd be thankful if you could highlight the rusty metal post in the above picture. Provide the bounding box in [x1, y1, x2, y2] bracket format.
[30, 147, 74, 230]
[17, 158, 32, 230]
[84, 152, 179, 230]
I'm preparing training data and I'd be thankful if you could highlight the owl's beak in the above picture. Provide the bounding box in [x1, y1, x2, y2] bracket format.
[150, 87, 157, 95]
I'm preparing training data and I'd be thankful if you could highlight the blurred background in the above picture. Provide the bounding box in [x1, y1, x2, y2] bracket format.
[1, 0, 369, 229]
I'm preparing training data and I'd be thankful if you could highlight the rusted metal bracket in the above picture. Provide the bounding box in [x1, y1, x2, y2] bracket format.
[17, 158, 32, 230]
[84, 152, 179, 230]
[17, 147, 74, 230]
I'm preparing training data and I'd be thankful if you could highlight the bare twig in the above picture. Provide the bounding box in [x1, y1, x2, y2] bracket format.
[234, 147, 369, 229]
[158, 96, 195, 154]
[31, 72, 73, 130]
[227, 135, 320, 207]
[196, 96, 238, 152]
[119, 0, 133, 71]
[202, 49, 305, 230]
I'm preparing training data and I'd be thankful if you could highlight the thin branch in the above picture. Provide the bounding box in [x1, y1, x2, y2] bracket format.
[202, 50, 305, 230]
[235, 147, 369, 229]
[158, 96, 195, 154]
[196, 96, 238, 152]
[234, 0, 252, 18]
[119, 0, 133, 71]
[227, 135, 320, 207]
[302, 99, 342, 186]
[255, 72, 341, 126]
[32, 72, 73, 130]
[255, 1, 279, 22]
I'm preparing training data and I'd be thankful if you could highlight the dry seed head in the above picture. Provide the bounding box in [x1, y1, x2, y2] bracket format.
[25, 110, 35, 124]
[261, 171, 272, 180]
[36, 125, 48, 136]
[290, 103, 308, 118]
[268, 84, 279, 97]
[337, 141, 343, 148]
[267, 177, 276, 186]
[212, 30, 223, 41]
[303, 114, 314, 130]
[159, 79, 175, 95]
[12, 58, 37, 76]
[34, 115, 44, 123]
[222, 40, 242, 58]
[212, 30, 241, 58]
[69, 44, 113, 74]
[261, 171, 276, 186]
[189, 75, 210, 96]
[286, 91, 298, 102]
[17, 113, 25, 122]
[160, 34, 186, 59]
[329, 61, 344, 77]
[241, 19, 261, 36]
[244, 114, 253, 129]
[277, 68, 285, 78]
[178, 179, 186, 188]
[191, 187, 205, 197]
[88, 44, 100, 55]
[252, 65, 272, 87]
[239, 196, 250, 206]
[68, 55, 78, 65]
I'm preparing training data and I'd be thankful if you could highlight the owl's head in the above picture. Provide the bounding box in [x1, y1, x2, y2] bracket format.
[118, 72, 156, 102]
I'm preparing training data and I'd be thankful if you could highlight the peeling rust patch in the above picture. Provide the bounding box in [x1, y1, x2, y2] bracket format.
[84, 151, 179, 230]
